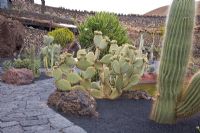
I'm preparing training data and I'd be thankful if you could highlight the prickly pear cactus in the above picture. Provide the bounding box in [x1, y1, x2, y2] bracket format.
[89, 40, 147, 99]
[52, 51, 96, 92]
[150, 0, 200, 124]
[52, 31, 147, 99]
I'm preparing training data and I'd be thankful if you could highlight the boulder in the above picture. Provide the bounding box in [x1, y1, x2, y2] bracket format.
[0, 15, 24, 57]
[2, 68, 34, 85]
[48, 89, 98, 117]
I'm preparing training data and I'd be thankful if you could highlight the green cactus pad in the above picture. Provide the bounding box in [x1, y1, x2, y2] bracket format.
[99, 39, 108, 50]
[108, 88, 121, 100]
[111, 60, 120, 74]
[119, 57, 129, 74]
[109, 41, 118, 54]
[76, 58, 93, 70]
[67, 73, 82, 84]
[71, 85, 86, 91]
[77, 49, 87, 59]
[124, 74, 140, 91]
[94, 32, 103, 48]
[60, 64, 72, 74]
[56, 79, 72, 91]
[115, 75, 124, 90]
[100, 54, 112, 64]
[133, 58, 144, 67]
[94, 61, 103, 70]
[52, 68, 63, 81]
[91, 82, 101, 90]
[89, 89, 103, 99]
[86, 52, 96, 64]
[80, 79, 91, 89]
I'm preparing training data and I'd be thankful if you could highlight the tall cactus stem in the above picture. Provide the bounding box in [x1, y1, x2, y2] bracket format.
[150, 0, 195, 124]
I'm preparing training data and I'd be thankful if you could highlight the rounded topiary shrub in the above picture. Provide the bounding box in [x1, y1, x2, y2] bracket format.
[48, 28, 75, 47]
[78, 12, 129, 49]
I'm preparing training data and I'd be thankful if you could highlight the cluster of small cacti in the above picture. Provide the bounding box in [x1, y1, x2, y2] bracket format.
[2, 58, 40, 78]
[52, 31, 147, 99]
[41, 35, 61, 76]
[151, 0, 200, 124]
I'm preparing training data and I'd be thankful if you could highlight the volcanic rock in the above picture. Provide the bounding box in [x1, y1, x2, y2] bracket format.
[0, 15, 25, 57]
[2, 68, 34, 85]
[48, 89, 98, 117]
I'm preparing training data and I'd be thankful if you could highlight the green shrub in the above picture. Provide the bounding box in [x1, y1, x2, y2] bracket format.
[3, 58, 41, 77]
[48, 28, 74, 47]
[78, 12, 129, 50]
[13, 59, 29, 69]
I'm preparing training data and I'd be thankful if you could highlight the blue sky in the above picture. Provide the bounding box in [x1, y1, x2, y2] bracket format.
[34, 0, 199, 15]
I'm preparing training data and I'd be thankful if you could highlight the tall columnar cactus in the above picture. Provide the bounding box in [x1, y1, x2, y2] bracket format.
[150, 0, 200, 124]
[30, 44, 40, 78]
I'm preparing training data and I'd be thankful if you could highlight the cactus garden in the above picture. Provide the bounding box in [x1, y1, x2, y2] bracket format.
[0, 0, 200, 133]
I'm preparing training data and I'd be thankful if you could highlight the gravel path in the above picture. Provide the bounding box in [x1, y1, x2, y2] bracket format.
[0, 77, 86, 133]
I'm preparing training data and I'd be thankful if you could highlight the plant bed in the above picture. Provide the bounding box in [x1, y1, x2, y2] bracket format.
[52, 99, 200, 133]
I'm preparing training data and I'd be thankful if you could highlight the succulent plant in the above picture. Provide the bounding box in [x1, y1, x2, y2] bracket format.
[52, 31, 147, 99]
[150, 0, 200, 124]
[29, 45, 40, 78]
[89, 41, 147, 99]
[52, 52, 96, 92]
[2, 60, 13, 71]
[41, 35, 61, 76]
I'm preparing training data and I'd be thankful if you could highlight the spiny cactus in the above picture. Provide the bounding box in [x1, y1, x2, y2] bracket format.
[89, 41, 147, 99]
[138, 33, 144, 56]
[150, 0, 200, 124]
[52, 31, 147, 99]
[41, 35, 61, 76]
[52, 51, 96, 91]
[29, 45, 41, 78]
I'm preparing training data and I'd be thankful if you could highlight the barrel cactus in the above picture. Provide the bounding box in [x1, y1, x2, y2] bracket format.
[150, 0, 200, 124]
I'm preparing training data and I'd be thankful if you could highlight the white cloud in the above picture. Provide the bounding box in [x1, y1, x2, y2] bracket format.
[34, 0, 199, 14]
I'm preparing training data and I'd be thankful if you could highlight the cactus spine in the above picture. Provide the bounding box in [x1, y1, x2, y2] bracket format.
[150, 0, 199, 124]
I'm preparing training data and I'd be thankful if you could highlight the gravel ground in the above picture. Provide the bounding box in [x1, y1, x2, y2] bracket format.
[63, 99, 200, 133]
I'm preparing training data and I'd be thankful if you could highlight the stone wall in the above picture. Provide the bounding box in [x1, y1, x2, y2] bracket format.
[9, 1, 200, 57]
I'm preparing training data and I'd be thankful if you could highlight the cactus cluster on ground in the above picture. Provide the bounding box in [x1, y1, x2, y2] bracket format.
[51, 31, 147, 99]
[2, 44, 41, 78]
[151, 0, 200, 124]
[41, 35, 61, 76]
